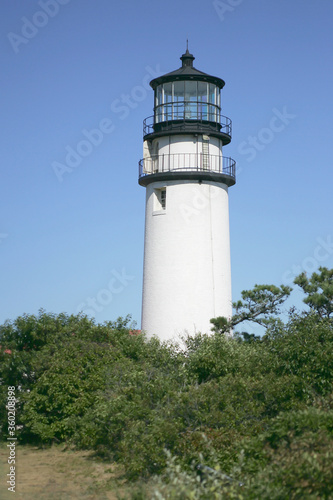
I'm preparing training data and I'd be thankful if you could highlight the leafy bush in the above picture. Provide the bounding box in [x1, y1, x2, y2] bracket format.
[20, 338, 121, 441]
[151, 408, 333, 499]
[184, 332, 273, 384]
[264, 312, 333, 394]
[1, 268, 333, 497]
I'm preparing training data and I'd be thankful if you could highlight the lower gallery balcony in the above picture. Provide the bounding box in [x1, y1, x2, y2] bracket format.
[138, 153, 236, 187]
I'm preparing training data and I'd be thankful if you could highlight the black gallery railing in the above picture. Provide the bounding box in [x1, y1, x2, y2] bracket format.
[154, 101, 221, 122]
[143, 104, 232, 138]
[139, 153, 236, 180]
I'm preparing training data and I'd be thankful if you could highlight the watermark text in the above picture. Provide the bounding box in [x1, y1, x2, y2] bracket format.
[7, 386, 17, 493]
[77, 268, 135, 316]
[8, 0, 71, 54]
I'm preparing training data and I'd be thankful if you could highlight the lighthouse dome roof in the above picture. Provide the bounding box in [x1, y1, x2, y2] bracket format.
[150, 49, 225, 89]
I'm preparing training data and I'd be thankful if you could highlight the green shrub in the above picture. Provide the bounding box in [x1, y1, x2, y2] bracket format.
[264, 313, 333, 394]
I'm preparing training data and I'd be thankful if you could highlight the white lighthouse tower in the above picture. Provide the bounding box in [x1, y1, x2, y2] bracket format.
[139, 48, 236, 341]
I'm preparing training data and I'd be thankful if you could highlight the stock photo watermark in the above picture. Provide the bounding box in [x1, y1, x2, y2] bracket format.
[52, 64, 161, 182]
[7, 0, 71, 54]
[77, 268, 134, 316]
[282, 236, 333, 284]
[213, 0, 244, 22]
[0, 233, 8, 243]
[238, 106, 296, 162]
[179, 185, 221, 224]
[52, 119, 115, 181]
[7, 386, 17, 493]
[175, 105, 295, 224]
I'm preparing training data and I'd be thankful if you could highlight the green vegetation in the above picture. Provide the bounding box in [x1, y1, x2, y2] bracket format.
[1, 267, 333, 499]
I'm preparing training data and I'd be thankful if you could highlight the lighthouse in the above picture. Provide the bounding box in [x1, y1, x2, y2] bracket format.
[139, 47, 236, 341]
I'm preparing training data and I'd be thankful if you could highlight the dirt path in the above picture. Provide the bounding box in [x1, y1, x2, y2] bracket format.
[0, 444, 128, 499]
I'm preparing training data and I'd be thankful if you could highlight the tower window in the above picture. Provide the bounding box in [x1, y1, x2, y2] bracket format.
[160, 189, 166, 209]
[153, 188, 166, 212]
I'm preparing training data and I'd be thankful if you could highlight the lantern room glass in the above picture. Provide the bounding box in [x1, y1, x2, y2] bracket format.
[154, 81, 220, 124]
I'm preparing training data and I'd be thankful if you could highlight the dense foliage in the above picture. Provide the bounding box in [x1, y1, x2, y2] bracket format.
[1, 267, 333, 498]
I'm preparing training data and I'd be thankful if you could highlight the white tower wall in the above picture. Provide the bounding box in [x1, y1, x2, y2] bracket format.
[144, 136, 223, 157]
[142, 179, 232, 341]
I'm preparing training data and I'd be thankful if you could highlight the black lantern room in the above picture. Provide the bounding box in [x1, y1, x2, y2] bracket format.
[143, 48, 232, 145]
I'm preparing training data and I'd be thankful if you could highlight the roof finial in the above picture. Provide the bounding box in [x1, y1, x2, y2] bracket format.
[180, 42, 195, 68]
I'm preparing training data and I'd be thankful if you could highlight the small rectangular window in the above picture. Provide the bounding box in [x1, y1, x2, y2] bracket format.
[164, 83, 173, 103]
[153, 188, 167, 212]
[160, 189, 166, 209]
[198, 82, 208, 120]
[173, 81, 185, 119]
[209, 84, 216, 105]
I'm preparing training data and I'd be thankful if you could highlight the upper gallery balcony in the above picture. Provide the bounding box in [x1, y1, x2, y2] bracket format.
[143, 101, 232, 145]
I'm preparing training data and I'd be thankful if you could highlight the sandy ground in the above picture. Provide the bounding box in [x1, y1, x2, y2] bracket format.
[0, 443, 127, 499]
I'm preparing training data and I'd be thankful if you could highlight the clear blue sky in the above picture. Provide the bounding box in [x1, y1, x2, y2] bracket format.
[1, 0, 332, 335]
